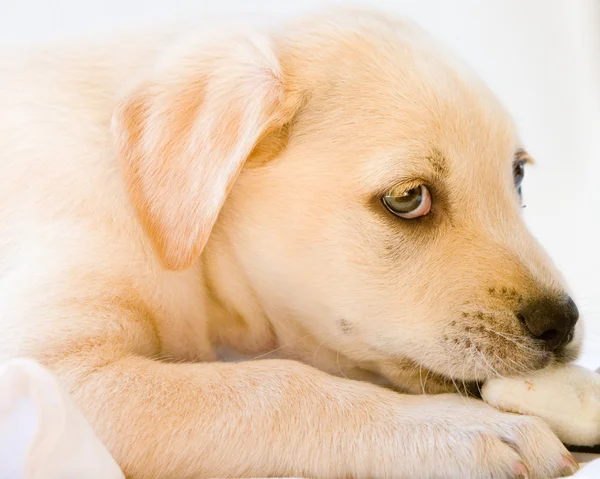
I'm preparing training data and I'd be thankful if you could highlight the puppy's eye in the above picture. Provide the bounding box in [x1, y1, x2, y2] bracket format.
[513, 159, 525, 191]
[382, 184, 431, 219]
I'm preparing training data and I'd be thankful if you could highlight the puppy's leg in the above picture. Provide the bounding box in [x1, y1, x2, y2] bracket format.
[10, 309, 576, 479]
[0, 265, 577, 478]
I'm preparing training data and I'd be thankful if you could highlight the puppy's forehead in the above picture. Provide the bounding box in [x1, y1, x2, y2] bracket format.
[282, 12, 518, 175]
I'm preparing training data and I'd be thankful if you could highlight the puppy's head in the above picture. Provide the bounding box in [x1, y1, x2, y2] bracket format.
[114, 9, 581, 391]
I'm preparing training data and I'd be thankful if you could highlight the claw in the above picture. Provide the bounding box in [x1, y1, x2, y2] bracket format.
[558, 454, 580, 476]
[513, 461, 530, 478]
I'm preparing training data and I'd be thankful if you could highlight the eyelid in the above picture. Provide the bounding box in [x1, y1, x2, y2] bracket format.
[514, 149, 534, 166]
[385, 179, 427, 197]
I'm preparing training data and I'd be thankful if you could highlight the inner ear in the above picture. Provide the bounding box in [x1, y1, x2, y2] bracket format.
[113, 34, 303, 270]
[247, 122, 294, 168]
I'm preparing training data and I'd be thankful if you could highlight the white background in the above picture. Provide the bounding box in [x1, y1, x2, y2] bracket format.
[1, 0, 598, 368]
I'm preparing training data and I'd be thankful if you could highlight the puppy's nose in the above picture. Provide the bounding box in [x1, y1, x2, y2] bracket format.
[517, 295, 579, 350]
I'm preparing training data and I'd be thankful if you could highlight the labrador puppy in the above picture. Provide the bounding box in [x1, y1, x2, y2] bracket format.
[0, 7, 582, 479]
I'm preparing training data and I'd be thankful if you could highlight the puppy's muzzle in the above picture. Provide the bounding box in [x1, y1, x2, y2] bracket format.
[516, 294, 579, 351]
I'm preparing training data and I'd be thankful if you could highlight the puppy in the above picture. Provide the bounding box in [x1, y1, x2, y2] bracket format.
[0, 7, 583, 478]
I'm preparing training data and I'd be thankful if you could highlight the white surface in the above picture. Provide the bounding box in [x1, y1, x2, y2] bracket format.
[0, 359, 124, 479]
[574, 456, 600, 478]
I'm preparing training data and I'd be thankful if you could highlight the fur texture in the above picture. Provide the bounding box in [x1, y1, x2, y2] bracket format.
[483, 364, 600, 447]
[0, 7, 583, 478]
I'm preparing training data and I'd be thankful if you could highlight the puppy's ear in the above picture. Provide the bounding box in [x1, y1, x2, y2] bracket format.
[113, 34, 300, 270]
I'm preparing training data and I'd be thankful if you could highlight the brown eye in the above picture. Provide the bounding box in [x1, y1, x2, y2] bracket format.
[382, 184, 431, 219]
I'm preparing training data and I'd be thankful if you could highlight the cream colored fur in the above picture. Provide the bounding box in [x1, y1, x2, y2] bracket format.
[0, 8, 584, 478]
[483, 364, 600, 447]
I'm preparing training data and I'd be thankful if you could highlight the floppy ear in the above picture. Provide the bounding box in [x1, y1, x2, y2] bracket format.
[112, 34, 301, 270]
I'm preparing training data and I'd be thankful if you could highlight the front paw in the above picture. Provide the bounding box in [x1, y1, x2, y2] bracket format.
[390, 395, 579, 478]
[426, 398, 579, 478]
[481, 364, 600, 446]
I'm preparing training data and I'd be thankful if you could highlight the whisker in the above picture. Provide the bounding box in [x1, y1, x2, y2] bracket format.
[312, 333, 335, 366]
[461, 344, 475, 396]
[492, 351, 520, 376]
[451, 377, 464, 398]
[250, 332, 314, 360]
[419, 362, 427, 395]
[422, 366, 432, 393]
[470, 347, 485, 378]
[336, 341, 350, 380]
[486, 328, 543, 355]
[462, 380, 469, 397]
[475, 347, 504, 379]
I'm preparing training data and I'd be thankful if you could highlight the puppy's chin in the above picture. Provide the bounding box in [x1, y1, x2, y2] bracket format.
[404, 343, 580, 399]
[415, 345, 553, 386]
[395, 366, 483, 397]
[374, 329, 579, 395]
[377, 356, 484, 397]
[434, 345, 577, 389]
[553, 342, 581, 364]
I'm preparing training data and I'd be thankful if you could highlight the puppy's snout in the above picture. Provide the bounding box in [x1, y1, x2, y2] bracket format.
[516, 295, 579, 351]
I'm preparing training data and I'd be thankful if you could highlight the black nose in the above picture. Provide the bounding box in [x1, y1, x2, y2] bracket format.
[517, 295, 579, 350]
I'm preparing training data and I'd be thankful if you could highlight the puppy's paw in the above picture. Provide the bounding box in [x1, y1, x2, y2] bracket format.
[481, 364, 600, 446]
[459, 414, 578, 478]
[391, 395, 577, 478]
